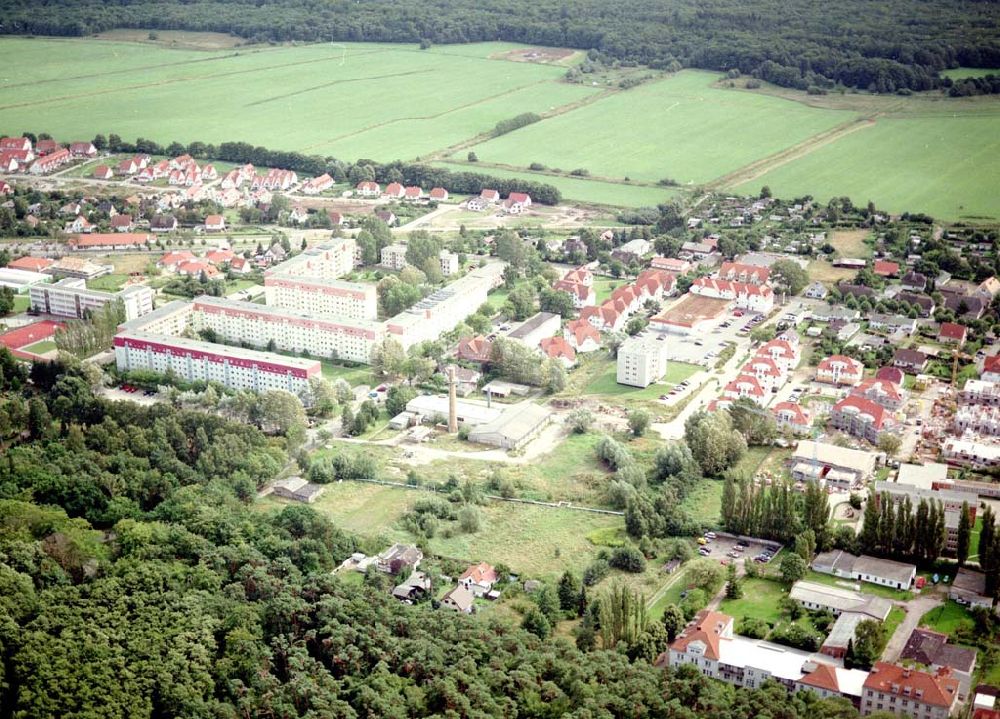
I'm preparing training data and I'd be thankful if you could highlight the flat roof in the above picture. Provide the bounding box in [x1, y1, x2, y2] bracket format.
[897, 462, 949, 490]
[115, 329, 321, 370]
[508, 312, 559, 339]
[0, 267, 50, 284]
[405, 394, 502, 425]
[793, 440, 876, 475]
[118, 299, 191, 331]
[194, 295, 381, 331]
[824, 612, 865, 649]
[651, 293, 729, 327]
[874, 480, 967, 506]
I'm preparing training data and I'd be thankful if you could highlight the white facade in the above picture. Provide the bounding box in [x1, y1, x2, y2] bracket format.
[265, 239, 356, 282]
[616, 335, 668, 388]
[192, 297, 382, 363]
[381, 243, 409, 271]
[439, 250, 460, 276]
[114, 330, 319, 393]
[29, 278, 154, 321]
[263, 276, 377, 320]
[0, 267, 51, 293]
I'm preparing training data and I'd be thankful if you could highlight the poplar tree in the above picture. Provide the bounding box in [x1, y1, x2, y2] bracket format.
[956, 501, 971, 566]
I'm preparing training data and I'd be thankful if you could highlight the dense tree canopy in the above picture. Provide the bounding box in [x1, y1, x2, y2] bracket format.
[1, 0, 997, 92]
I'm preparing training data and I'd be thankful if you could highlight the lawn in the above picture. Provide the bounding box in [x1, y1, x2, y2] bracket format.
[320, 361, 373, 387]
[582, 357, 701, 398]
[21, 340, 57, 354]
[459, 70, 855, 185]
[10, 295, 29, 314]
[919, 600, 975, 635]
[732, 114, 1000, 221]
[86, 273, 131, 292]
[883, 606, 906, 642]
[719, 577, 789, 625]
[680, 479, 723, 525]
[941, 68, 997, 80]
[0, 37, 597, 162]
[970, 515, 984, 560]
[272, 480, 622, 579]
[433, 161, 677, 207]
[592, 278, 622, 303]
[827, 229, 872, 258]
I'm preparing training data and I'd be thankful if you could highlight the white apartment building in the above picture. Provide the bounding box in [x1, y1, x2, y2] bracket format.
[955, 405, 1000, 436]
[30, 278, 154, 321]
[616, 335, 668, 388]
[385, 262, 506, 349]
[439, 250, 460, 276]
[265, 238, 356, 281]
[114, 330, 320, 393]
[118, 300, 192, 336]
[381, 243, 409, 271]
[263, 276, 377, 320]
[191, 296, 383, 363]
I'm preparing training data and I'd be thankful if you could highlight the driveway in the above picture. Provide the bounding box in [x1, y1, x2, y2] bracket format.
[881, 591, 944, 663]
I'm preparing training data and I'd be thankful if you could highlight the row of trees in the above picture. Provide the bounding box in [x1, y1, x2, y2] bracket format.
[858, 491, 948, 564]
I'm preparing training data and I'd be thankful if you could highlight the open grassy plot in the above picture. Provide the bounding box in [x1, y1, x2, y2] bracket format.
[592, 278, 622, 303]
[680, 479, 723, 525]
[320, 361, 373, 387]
[21, 340, 57, 354]
[732, 114, 1000, 221]
[0, 37, 596, 162]
[86, 273, 130, 292]
[942, 68, 997, 80]
[459, 71, 855, 185]
[919, 600, 975, 635]
[434, 162, 676, 207]
[828, 229, 872, 258]
[719, 577, 788, 625]
[582, 357, 701, 398]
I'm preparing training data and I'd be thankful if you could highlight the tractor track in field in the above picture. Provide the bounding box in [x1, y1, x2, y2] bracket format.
[0, 47, 392, 111]
[705, 115, 879, 190]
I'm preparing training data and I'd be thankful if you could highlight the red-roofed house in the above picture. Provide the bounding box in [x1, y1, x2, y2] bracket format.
[718, 261, 770, 285]
[204, 249, 235, 265]
[983, 356, 1000, 384]
[668, 610, 732, 664]
[756, 339, 800, 373]
[554, 278, 595, 308]
[157, 251, 197, 271]
[0, 137, 31, 152]
[0, 150, 29, 172]
[68, 141, 97, 158]
[480, 188, 500, 203]
[383, 182, 405, 199]
[873, 259, 900, 277]
[875, 366, 906, 386]
[34, 139, 59, 155]
[636, 269, 677, 300]
[939, 322, 968, 346]
[118, 157, 139, 175]
[28, 148, 70, 174]
[831, 395, 891, 443]
[92, 165, 113, 180]
[176, 260, 220, 278]
[742, 356, 785, 391]
[457, 335, 494, 364]
[861, 662, 959, 718]
[0, 180, 12, 195]
[229, 257, 251, 275]
[66, 216, 93, 234]
[429, 187, 449, 201]
[773, 401, 811, 434]
[816, 355, 864, 386]
[563, 267, 593, 286]
[691, 277, 774, 312]
[564, 318, 601, 352]
[580, 302, 626, 333]
[204, 214, 226, 232]
[458, 561, 498, 596]
[302, 173, 334, 195]
[651, 257, 691, 273]
[539, 336, 577, 367]
[403, 185, 423, 201]
[7, 256, 53, 273]
[110, 214, 134, 232]
[611, 284, 642, 314]
[723, 374, 767, 404]
[851, 377, 906, 410]
[355, 180, 380, 197]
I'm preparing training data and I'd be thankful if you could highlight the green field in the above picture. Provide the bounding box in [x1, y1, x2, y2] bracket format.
[941, 68, 997, 80]
[732, 114, 1000, 221]
[0, 37, 597, 161]
[86, 273, 130, 292]
[919, 600, 975, 635]
[583, 359, 701, 398]
[21, 340, 57, 354]
[458, 71, 855, 185]
[679, 479, 723, 525]
[719, 577, 789, 625]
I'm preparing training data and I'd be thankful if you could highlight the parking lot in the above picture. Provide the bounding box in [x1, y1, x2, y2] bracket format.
[697, 532, 782, 565]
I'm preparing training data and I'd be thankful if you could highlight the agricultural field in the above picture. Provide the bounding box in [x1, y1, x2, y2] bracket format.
[941, 67, 997, 80]
[732, 114, 1000, 221]
[0, 37, 597, 161]
[457, 71, 856, 185]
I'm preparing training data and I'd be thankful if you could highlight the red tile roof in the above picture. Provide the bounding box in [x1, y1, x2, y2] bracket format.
[985, 355, 1000, 375]
[939, 322, 968, 341]
[457, 335, 493, 363]
[566, 318, 601, 347]
[799, 662, 841, 692]
[6, 256, 53, 272]
[875, 366, 905, 385]
[817, 354, 863, 375]
[863, 662, 958, 709]
[773, 401, 810, 426]
[68, 233, 150, 248]
[459, 561, 497, 585]
[874, 260, 900, 277]
[833, 395, 888, 429]
[540, 336, 576, 362]
[852, 377, 903, 403]
[670, 610, 731, 661]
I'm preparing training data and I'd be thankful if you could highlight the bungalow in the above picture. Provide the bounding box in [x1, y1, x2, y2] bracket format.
[204, 214, 226, 232]
[92, 165, 113, 180]
[939, 322, 968, 346]
[302, 173, 334, 195]
[429, 187, 449, 201]
[150, 214, 178, 233]
[355, 180, 380, 197]
[873, 259, 900, 277]
[110, 214, 134, 232]
[773, 401, 812, 434]
[816, 354, 864, 386]
[68, 141, 97, 158]
[893, 348, 929, 374]
[458, 561, 498, 596]
[383, 182, 405, 199]
[831, 395, 891, 443]
[539, 336, 577, 368]
[158, 251, 197, 271]
[564, 318, 602, 353]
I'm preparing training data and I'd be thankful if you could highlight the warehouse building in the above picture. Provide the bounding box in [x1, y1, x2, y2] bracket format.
[468, 401, 551, 450]
[0, 267, 51, 293]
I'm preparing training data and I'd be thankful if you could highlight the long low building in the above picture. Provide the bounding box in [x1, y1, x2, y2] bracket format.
[404, 394, 502, 427]
[263, 275, 377, 320]
[789, 580, 892, 620]
[0, 267, 51, 293]
[812, 551, 916, 590]
[790, 440, 876, 489]
[191, 296, 382, 363]
[114, 329, 320, 393]
[30, 278, 154, 321]
[468, 401, 551, 450]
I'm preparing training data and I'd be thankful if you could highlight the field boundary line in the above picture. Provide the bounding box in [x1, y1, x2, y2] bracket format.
[706, 116, 878, 190]
[435, 159, 667, 190]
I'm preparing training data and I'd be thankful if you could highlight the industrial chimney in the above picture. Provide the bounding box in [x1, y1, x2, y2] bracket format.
[447, 365, 458, 433]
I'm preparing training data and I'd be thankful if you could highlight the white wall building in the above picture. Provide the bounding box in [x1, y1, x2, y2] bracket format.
[439, 250, 460, 276]
[30, 278, 154, 321]
[0, 267, 52, 293]
[616, 335, 668, 388]
[263, 276, 377, 320]
[381, 243, 409, 271]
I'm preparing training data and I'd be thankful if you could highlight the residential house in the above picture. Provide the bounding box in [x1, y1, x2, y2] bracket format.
[441, 584, 475, 613]
[375, 210, 397, 226]
[941, 437, 1000, 470]
[429, 187, 449, 201]
[741, 355, 785, 392]
[0, 180, 12, 195]
[382, 182, 404, 199]
[873, 259, 900, 277]
[718, 261, 769, 285]
[756, 339, 801, 373]
[901, 628, 977, 699]
[816, 355, 864, 386]
[540, 336, 577, 367]
[34, 139, 58, 155]
[893, 348, 928, 374]
[897, 291, 935, 317]
[28, 148, 70, 174]
[110, 214, 134, 232]
[564, 318, 602, 353]
[150, 214, 178, 233]
[458, 562, 498, 596]
[355, 180, 380, 197]
[302, 173, 334, 195]
[157, 251, 197, 272]
[722, 374, 767, 405]
[954, 405, 1000, 436]
[950, 567, 993, 610]
[204, 214, 226, 232]
[978, 276, 1000, 300]
[479, 188, 500, 203]
[984, 356, 1000, 383]
[901, 271, 928, 292]
[837, 282, 876, 300]
[804, 282, 829, 299]
[946, 294, 986, 319]
[92, 165, 113, 180]
[691, 277, 775, 312]
[554, 278, 595, 308]
[938, 322, 968, 346]
[66, 215, 93, 234]
[651, 256, 691, 273]
[0, 137, 31, 152]
[466, 196, 488, 211]
[962, 379, 1000, 406]
[851, 378, 906, 411]
[457, 335, 493, 365]
[831, 395, 892, 443]
[375, 544, 423, 575]
[68, 141, 97, 158]
[380, 243, 408, 270]
[289, 205, 309, 224]
[861, 662, 959, 719]
[391, 571, 431, 603]
[773, 401, 812, 434]
[403, 186, 423, 201]
[229, 257, 251, 275]
[868, 313, 917, 336]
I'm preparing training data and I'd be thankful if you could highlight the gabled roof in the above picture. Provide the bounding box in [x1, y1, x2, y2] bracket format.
[863, 662, 959, 709]
[458, 561, 497, 585]
[833, 395, 888, 429]
[875, 366, 905, 385]
[852, 378, 903, 403]
[817, 354, 863, 373]
[873, 259, 900, 276]
[773, 401, 810, 425]
[939, 322, 968, 341]
[670, 610, 731, 660]
[566, 318, 601, 346]
[7, 256, 53, 272]
[540, 336, 576, 362]
[799, 662, 842, 692]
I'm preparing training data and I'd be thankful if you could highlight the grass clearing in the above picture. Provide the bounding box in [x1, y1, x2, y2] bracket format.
[918, 600, 975, 635]
[320, 361, 373, 387]
[807, 259, 858, 284]
[732, 114, 1000, 221]
[86, 273, 130, 292]
[828, 229, 872, 258]
[680, 479, 723, 525]
[941, 68, 997, 81]
[21, 340, 57, 354]
[719, 577, 788, 625]
[10, 295, 30, 314]
[580, 355, 701, 399]
[460, 70, 855, 185]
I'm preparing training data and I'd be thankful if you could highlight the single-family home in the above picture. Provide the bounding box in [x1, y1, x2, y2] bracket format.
[429, 187, 449, 201]
[939, 322, 968, 346]
[893, 348, 928, 374]
[150, 214, 178, 233]
[403, 186, 423, 201]
[564, 318, 602, 353]
[458, 562, 498, 596]
[376, 543, 423, 575]
[204, 214, 226, 232]
[901, 271, 928, 292]
[480, 188, 500, 203]
[873, 259, 900, 277]
[804, 281, 828, 300]
[355, 180, 380, 197]
[816, 354, 864, 386]
[540, 336, 577, 367]
[92, 165, 113, 180]
[383, 182, 405, 199]
[457, 335, 494, 365]
[110, 214, 134, 232]
[441, 584, 475, 613]
[302, 173, 334, 195]
[68, 141, 97, 158]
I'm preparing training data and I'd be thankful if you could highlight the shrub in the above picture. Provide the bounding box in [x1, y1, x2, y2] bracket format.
[608, 546, 646, 573]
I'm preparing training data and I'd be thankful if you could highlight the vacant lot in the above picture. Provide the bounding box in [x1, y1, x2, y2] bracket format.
[919, 600, 975, 635]
[460, 71, 855, 185]
[0, 38, 596, 162]
[733, 114, 1000, 221]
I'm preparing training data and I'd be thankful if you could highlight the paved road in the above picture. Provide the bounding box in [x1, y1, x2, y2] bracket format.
[881, 591, 944, 663]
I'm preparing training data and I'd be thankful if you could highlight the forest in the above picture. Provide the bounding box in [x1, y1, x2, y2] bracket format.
[0, 354, 884, 718]
[1, 0, 999, 92]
